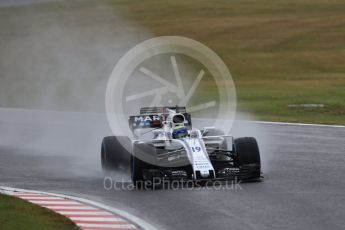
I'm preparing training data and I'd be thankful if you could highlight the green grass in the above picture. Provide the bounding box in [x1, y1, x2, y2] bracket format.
[0, 194, 78, 230]
[115, 0, 345, 124]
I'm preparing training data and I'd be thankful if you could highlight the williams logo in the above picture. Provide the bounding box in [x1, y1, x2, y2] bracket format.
[133, 115, 160, 122]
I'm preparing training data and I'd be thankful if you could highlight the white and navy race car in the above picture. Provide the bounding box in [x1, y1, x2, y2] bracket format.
[101, 107, 261, 187]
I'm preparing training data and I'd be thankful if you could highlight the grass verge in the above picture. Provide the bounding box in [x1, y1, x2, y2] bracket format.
[0, 194, 78, 230]
[116, 0, 345, 124]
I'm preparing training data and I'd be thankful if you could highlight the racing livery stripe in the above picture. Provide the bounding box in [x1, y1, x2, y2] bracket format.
[7, 191, 141, 230]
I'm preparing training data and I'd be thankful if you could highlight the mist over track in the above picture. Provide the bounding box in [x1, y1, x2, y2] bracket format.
[0, 108, 344, 230]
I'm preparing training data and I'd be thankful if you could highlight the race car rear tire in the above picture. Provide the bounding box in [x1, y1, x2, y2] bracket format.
[101, 136, 131, 172]
[234, 137, 261, 178]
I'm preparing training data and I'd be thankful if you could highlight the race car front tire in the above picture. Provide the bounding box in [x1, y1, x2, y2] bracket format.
[234, 137, 261, 178]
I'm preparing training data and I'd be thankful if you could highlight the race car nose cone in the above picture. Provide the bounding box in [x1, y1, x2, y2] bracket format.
[200, 170, 210, 178]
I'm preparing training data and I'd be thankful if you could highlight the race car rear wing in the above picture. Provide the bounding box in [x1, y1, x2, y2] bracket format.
[140, 106, 187, 115]
[129, 107, 191, 132]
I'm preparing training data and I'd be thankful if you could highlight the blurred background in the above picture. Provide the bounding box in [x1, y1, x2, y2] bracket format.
[0, 0, 344, 124]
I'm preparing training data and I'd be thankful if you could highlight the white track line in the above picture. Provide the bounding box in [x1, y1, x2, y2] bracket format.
[0, 187, 156, 230]
[193, 117, 345, 128]
[246, 120, 345, 128]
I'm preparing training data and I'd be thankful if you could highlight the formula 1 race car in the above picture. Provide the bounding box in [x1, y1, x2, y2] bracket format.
[101, 107, 261, 187]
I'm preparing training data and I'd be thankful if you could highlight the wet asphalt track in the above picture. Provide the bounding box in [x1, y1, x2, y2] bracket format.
[0, 108, 345, 230]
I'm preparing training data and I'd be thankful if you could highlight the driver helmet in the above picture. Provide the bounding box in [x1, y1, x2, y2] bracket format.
[172, 124, 188, 139]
